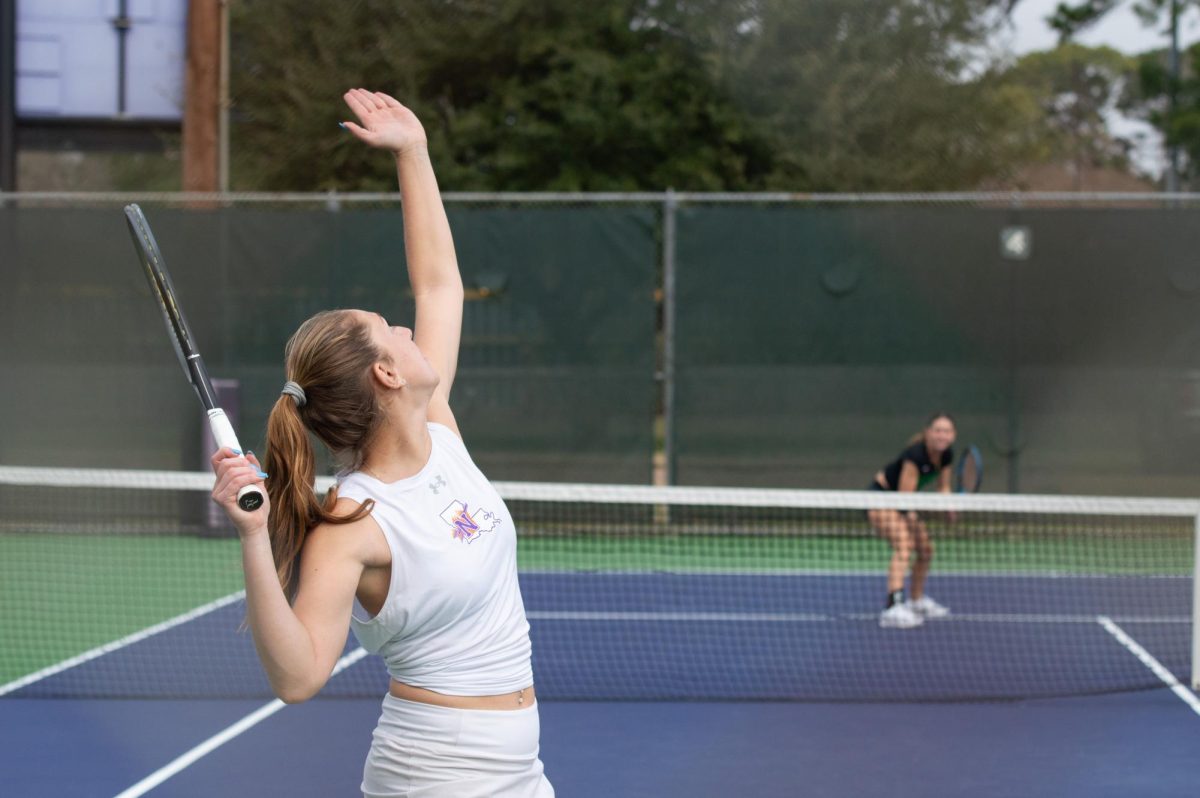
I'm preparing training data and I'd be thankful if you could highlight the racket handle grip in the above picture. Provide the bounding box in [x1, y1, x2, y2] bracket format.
[207, 408, 242, 451]
[207, 409, 266, 512]
[236, 485, 266, 512]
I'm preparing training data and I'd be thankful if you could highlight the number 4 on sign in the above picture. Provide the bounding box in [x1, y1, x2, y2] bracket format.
[1000, 226, 1032, 261]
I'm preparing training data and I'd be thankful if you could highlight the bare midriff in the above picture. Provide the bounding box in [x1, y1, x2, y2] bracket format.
[389, 679, 535, 710]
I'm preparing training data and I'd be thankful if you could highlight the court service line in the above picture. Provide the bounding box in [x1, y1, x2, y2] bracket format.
[529, 610, 1189, 624]
[112, 647, 369, 798]
[520, 568, 1190, 579]
[1097, 615, 1200, 717]
[0, 591, 246, 696]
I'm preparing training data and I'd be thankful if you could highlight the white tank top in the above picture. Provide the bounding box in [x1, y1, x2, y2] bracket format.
[338, 423, 533, 695]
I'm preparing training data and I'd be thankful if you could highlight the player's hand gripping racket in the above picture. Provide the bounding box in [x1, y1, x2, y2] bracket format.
[123, 204, 265, 512]
[954, 444, 984, 494]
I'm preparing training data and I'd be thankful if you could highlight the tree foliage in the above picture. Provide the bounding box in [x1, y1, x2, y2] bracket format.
[230, 0, 770, 191]
[1128, 42, 1200, 184]
[1005, 44, 1136, 173]
[721, 0, 1041, 190]
[1044, 1, 1200, 185]
[226, 0, 1060, 191]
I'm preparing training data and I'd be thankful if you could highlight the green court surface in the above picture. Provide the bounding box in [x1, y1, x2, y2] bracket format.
[0, 535, 243, 685]
[518, 534, 1192, 575]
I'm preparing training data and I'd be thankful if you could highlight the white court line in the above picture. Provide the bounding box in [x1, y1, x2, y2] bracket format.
[531, 610, 834, 622]
[0, 591, 246, 696]
[1097, 615, 1200, 717]
[112, 647, 369, 798]
[528, 610, 1189, 624]
[519, 568, 1189, 579]
[917, 613, 1190, 625]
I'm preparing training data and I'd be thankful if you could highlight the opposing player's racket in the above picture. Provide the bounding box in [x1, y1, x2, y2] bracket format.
[123, 204, 264, 512]
[954, 444, 983, 494]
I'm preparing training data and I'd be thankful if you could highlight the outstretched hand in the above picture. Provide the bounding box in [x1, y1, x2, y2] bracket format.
[342, 88, 427, 155]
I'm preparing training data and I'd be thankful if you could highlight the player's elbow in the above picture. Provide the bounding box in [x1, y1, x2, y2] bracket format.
[278, 691, 311, 705]
[274, 682, 319, 704]
[271, 672, 326, 704]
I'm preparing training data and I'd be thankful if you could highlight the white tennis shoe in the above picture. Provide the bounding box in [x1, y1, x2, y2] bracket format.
[907, 595, 950, 619]
[879, 603, 923, 629]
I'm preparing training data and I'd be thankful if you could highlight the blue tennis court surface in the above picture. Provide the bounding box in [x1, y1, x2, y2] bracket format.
[10, 573, 1190, 701]
[3, 571, 1198, 796]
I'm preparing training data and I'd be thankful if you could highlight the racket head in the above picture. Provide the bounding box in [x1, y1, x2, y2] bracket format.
[955, 444, 983, 493]
[124, 204, 199, 386]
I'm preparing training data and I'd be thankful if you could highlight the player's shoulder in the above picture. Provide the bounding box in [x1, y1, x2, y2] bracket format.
[901, 441, 928, 462]
[305, 497, 387, 566]
[429, 420, 466, 450]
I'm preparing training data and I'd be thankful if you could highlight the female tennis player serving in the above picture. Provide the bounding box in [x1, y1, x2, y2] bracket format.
[868, 412, 956, 630]
[210, 89, 553, 797]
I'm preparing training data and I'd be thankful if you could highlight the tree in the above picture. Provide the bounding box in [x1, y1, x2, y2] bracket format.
[1004, 44, 1138, 186]
[1047, 0, 1200, 187]
[227, 0, 1043, 192]
[1127, 41, 1200, 186]
[722, 0, 1042, 190]
[228, 0, 770, 191]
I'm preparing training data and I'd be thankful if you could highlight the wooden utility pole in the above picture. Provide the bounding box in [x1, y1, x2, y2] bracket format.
[1, 0, 17, 192]
[182, 0, 221, 193]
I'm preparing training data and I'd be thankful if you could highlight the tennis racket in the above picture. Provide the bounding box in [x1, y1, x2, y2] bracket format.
[123, 204, 265, 512]
[954, 444, 983, 494]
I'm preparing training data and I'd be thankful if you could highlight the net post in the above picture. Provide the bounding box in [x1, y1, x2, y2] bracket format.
[1193, 511, 1200, 690]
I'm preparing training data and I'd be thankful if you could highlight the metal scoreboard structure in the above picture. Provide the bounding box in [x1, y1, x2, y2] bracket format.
[2, 0, 188, 188]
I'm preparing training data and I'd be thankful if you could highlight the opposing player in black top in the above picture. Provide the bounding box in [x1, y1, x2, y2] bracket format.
[868, 413, 956, 629]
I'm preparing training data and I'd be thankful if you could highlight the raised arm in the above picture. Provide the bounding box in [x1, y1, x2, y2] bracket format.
[342, 89, 464, 435]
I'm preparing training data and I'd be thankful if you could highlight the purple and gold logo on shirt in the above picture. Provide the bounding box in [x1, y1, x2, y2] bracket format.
[440, 500, 502, 543]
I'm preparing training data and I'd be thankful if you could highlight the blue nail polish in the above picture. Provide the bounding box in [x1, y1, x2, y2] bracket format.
[338, 122, 347, 130]
[257, 471, 269, 479]
[232, 448, 242, 455]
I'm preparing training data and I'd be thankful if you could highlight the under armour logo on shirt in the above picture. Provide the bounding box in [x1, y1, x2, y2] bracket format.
[429, 475, 447, 494]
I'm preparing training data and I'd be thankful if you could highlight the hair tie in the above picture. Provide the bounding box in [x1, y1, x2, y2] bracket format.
[281, 380, 307, 407]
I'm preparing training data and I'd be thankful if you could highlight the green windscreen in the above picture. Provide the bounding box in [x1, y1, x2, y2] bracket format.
[0, 204, 659, 483]
[673, 205, 1200, 496]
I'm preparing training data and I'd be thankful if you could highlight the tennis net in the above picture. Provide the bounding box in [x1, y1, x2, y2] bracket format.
[1, 465, 1195, 702]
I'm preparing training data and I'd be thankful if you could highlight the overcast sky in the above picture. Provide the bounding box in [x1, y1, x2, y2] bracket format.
[1003, 0, 1200, 55]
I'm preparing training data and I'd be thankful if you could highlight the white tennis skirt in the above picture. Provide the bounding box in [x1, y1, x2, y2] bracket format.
[361, 693, 554, 798]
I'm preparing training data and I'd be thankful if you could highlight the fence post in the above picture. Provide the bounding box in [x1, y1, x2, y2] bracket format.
[661, 189, 679, 486]
[1004, 196, 1026, 493]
